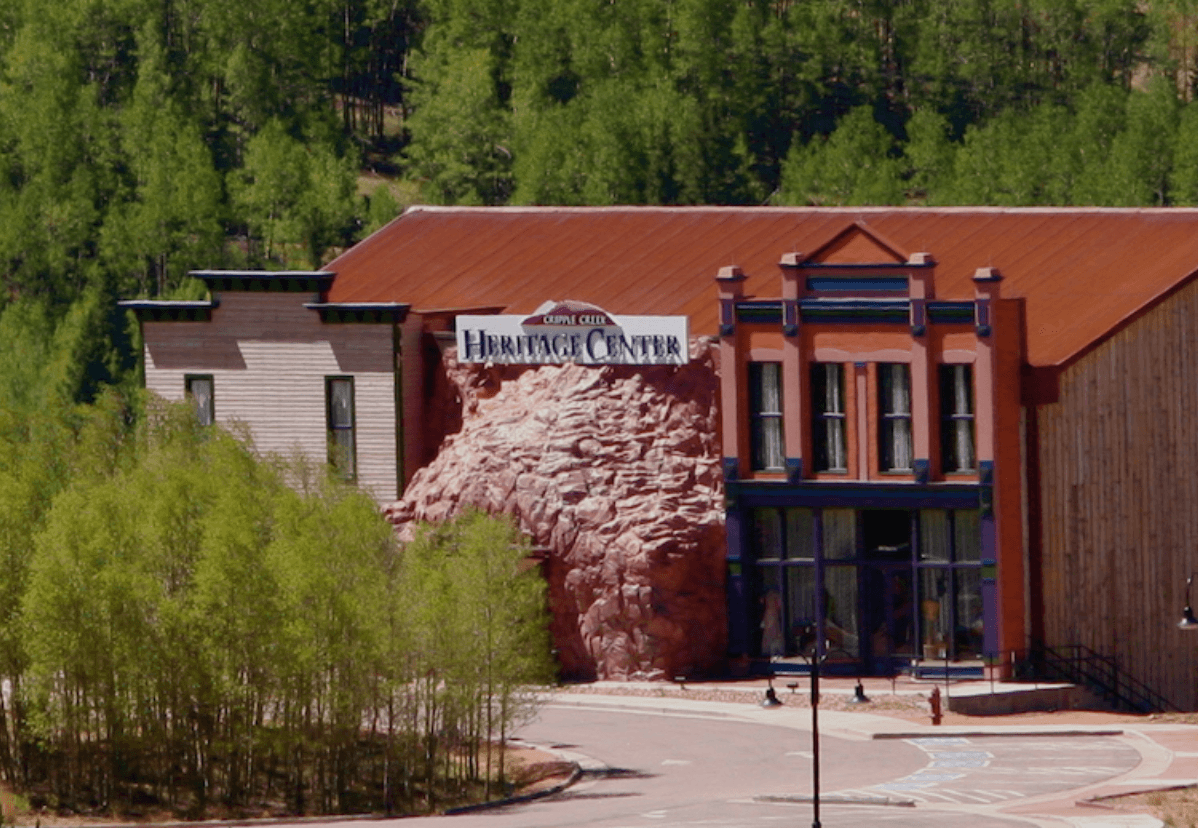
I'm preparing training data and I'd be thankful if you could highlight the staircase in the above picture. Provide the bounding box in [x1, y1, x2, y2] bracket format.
[1019, 643, 1181, 713]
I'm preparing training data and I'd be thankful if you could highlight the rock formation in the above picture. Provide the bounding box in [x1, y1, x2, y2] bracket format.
[386, 339, 726, 680]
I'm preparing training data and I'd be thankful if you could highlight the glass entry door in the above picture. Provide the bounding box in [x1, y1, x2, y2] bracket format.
[860, 564, 916, 671]
[858, 510, 915, 671]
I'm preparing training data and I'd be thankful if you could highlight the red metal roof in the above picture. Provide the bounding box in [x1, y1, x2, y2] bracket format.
[326, 206, 1198, 368]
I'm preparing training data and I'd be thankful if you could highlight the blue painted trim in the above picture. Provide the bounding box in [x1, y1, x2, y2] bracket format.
[732, 299, 982, 328]
[724, 509, 751, 657]
[785, 457, 803, 483]
[975, 298, 992, 338]
[720, 297, 738, 336]
[729, 480, 982, 510]
[927, 302, 975, 324]
[735, 302, 782, 325]
[807, 276, 908, 292]
[980, 512, 998, 657]
[783, 298, 800, 337]
[978, 460, 995, 516]
[913, 458, 930, 484]
[722, 456, 740, 482]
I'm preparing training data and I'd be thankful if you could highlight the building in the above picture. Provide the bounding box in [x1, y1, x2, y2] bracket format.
[125, 206, 1198, 706]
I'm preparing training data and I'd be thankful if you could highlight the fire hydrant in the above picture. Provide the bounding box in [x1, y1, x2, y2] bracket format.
[929, 685, 942, 725]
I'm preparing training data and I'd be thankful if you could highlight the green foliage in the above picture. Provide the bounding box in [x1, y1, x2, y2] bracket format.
[406, 48, 513, 205]
[233, 119, 361, 267]
[778, 106, 905, 206]
[2, 398, 553, 816]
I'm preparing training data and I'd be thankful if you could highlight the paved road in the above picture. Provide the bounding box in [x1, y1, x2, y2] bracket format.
[368, 701, 1143, 828]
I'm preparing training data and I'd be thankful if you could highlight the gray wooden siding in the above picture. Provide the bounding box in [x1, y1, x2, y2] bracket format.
[144, 292, 400, 505]
[1036, 279, 1198, 709]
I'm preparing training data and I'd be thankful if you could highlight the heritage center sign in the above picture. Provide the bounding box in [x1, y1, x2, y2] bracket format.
[456, 301, 689, 366]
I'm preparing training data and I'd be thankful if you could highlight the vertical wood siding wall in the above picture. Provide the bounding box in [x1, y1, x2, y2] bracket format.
[1037, 280, 1198, 709]
[143, 292, 400, 505]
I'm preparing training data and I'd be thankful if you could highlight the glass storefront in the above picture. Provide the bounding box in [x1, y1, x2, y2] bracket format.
[750, 506, 985, 670]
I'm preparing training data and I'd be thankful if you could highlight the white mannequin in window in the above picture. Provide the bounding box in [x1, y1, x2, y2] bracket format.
[761, 590, 784, 659]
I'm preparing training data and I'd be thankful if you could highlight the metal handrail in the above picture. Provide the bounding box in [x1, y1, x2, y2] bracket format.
[1010, 642, 1181, 713]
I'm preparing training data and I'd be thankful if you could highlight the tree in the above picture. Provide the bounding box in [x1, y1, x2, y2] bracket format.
[401, 508, 552, 803]
[101, 21, 225, 298]
[778, 106, 905, 205]
[232, 119, 360, 267]
[405, 48, 513, 205]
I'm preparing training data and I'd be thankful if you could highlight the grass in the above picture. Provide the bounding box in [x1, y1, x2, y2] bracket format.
[1103, 786, 1198, 826]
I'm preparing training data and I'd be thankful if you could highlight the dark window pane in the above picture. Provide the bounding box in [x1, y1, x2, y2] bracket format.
[752, 508, 784, 560]
[785, 508, 814, 560]
[824, 565, 858, 654]
[186, 376, 214, 426]
[822, 508, 856, 559]
[953, 509, 981, 563]
[919, 569, 951, 658]
[940, 364, 975, 472]
[811, 363, 846, 471]
[326, 377, 356, 481]
[329, 379, 354, 428]
[749, 362, 784, 471]
[919, 510, 950, 561]
[954, 569, 984, 658]
[879, 364, 912, 471]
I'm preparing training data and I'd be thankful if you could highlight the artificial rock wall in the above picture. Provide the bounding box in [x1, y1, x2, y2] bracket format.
[386, 340, 726, 680]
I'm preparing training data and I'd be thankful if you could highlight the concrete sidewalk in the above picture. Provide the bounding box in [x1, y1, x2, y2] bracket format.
[548, 676, 1198, 828]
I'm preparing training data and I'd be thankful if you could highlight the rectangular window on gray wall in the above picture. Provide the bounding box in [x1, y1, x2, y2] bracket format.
[185, 375, 214, 426]
[811, 363, 846, 471]
[878, 363, 912, 471]
[749, 362, 784, 471]
[940, 364, 975, 473]
[326, 376, 356, 481]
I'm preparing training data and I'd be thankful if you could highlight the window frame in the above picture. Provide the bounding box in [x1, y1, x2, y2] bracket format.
[184, 374, 214, 427]
[748, 361, 785, 472]
[326, 376, 357, 482]
[878, 363, 913, 473]
[939, 363, 976, 474]
[810, 362, 847, 472]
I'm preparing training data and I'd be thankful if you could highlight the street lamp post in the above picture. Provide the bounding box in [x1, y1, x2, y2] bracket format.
[810, 653, 822, 828]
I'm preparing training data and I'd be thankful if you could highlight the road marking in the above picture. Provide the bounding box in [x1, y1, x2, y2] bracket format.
[946, 789, 999, 802]
[785, 750, 813, 758]
[661, 759, 691, 765]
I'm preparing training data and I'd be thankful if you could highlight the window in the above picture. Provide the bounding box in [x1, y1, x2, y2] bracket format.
[916, 509, 983, 658]
[878, 363, 912, 471]
[185, 375, 214, 426]
[749, 362, 784, 471]
[326, 377, 356, 481]
[751, 507, 816, 657]
[811, 363, 846, 471]
[940, 364, 975, 473]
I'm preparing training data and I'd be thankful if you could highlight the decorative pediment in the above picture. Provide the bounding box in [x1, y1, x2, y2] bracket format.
[805, 220, 909, 266]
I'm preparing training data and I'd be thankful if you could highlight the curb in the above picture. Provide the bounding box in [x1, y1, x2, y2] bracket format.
[444, 765, 582, 815]
[11, 742, 588, 828]
[754, 793, 916, 808]
[871, 729, 1126, 740]
[445, 737, 592, 815]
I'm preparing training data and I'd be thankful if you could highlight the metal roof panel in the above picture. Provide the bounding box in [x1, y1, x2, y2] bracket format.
[327, 206, 1198, 367]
